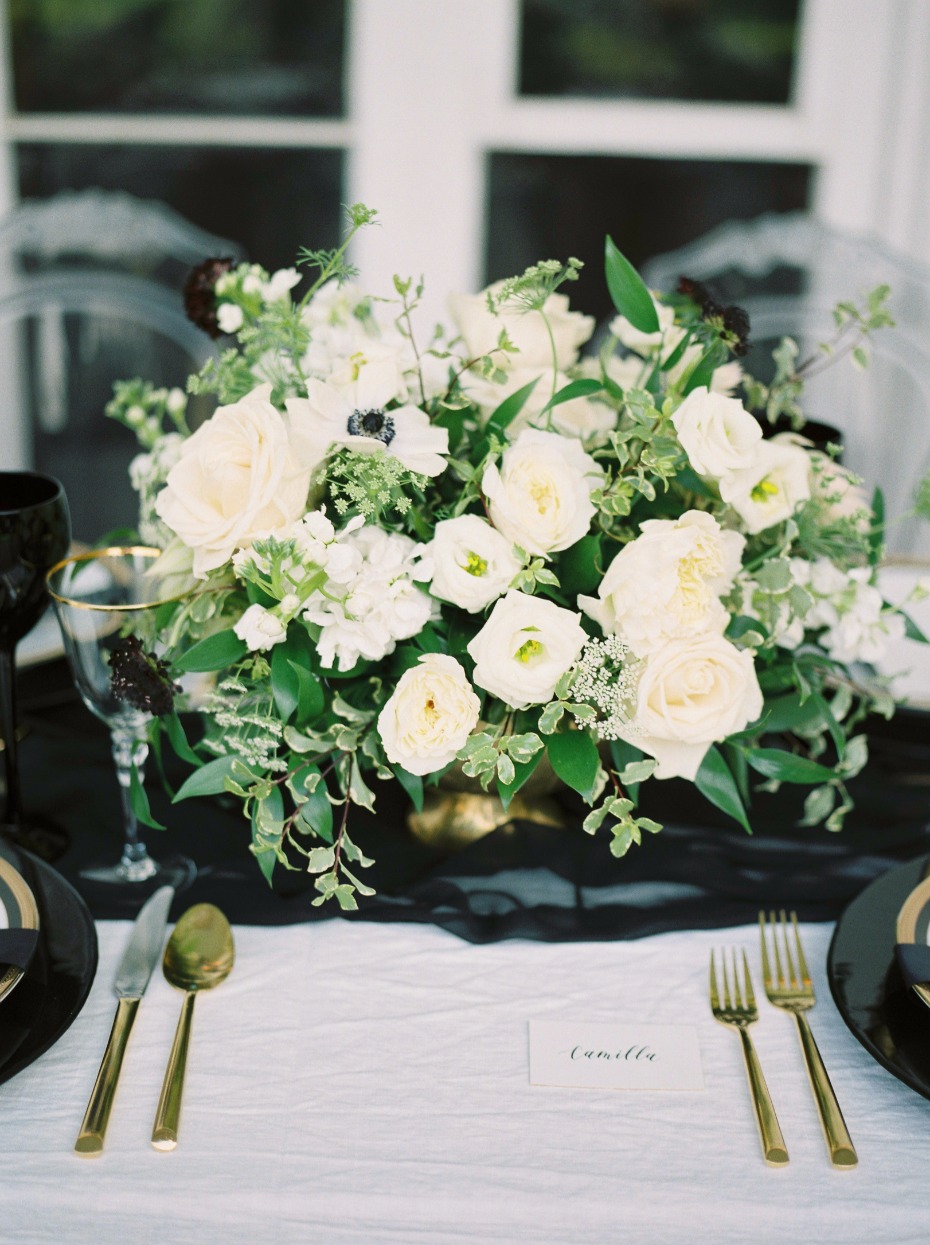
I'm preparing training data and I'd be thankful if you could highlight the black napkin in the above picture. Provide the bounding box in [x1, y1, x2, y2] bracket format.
[894, 943, 930, 989]
[0, 929, 39, 972]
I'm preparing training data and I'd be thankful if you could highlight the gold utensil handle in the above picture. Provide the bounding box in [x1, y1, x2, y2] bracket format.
[738, 1028, 790, 1166]
[151, 990, 196, 1151]
[794, 1012, 857, 1167]
[74, 996, 141, 1156]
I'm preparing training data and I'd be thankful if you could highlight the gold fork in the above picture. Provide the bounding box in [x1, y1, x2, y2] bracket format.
[710, 948, 789, 1166]
[759, 910, 857, 1168]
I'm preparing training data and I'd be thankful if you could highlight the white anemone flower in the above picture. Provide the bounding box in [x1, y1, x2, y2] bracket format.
[285, 361, 449, 477]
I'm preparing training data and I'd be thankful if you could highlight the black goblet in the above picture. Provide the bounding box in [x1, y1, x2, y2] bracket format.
[0, 472, 71, 860]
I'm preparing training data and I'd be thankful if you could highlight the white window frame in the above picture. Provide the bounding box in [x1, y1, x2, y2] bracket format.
[0, 0, 927, 465]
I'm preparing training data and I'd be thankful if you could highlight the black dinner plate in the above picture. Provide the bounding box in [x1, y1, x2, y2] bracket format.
[828, 855, 930, 1102]
[0, 839, 97, 1086]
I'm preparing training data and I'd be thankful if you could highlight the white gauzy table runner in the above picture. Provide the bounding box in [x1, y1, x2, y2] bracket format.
[0, 918, 928, 1245]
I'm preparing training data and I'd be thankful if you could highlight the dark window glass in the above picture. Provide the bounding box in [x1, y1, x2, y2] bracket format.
[11, 0, 346, 116]
[485, 152, 811, 325]
[520, 0, 801, 104]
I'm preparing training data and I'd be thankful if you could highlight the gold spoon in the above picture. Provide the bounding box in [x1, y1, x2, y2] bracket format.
[151, 903, 234, 1151]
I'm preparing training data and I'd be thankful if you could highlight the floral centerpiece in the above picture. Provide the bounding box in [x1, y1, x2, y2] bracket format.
[107, 203, 925, 909]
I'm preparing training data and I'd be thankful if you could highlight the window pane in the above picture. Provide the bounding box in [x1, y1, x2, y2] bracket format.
[519, 0, 801, 104]
[11, 0, 346, 116]
[485, 152, 811, 324]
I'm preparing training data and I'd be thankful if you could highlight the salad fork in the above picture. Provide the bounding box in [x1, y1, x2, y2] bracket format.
[710, 948, 789, 1166]
[759, 910, 857, 1168]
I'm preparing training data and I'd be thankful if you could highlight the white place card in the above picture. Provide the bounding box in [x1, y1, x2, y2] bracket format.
[528, 1020, 704, 1091]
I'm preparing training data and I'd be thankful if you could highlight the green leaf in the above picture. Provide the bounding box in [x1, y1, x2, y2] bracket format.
[674, 465, 717, 499]
[129, 763, 166, 830]
[271, 643, 299, 722]
[298, 779, 334, 842]
[485, 375, 541, 442]
[556, 533, 603, 596]
[681, 341, 728, 396]
[290, 662, 325, 725]
[901, 610, 928, 644]
[546, 728, 600, 797]
[174, 628, 247, 674]
[394, 765, 424, 813]
[868, 487, 885, 566]
[164, 711, 201, 766]
[695, 745, 751, 834]
[744, 747, 837, 785]
[604, 236, 659, 333]
[173, 754, 240, 801]
[758, 692, 824, 734]
[539, 377, 604, 415]
[497, 749, 543, 809]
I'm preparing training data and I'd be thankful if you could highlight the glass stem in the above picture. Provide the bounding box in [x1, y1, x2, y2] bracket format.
[111, 728, 154, 875]
[0, 643, 21, 826]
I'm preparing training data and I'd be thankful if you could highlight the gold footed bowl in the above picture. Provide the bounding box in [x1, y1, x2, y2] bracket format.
[407, 759, 565, 854]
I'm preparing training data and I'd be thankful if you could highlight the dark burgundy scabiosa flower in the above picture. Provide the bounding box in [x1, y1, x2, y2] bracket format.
[108, 635, 180, 717]
[183, 256, 236, 339]
[677, 275, 751, 357]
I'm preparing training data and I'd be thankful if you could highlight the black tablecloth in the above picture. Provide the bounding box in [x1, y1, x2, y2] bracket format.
[10, 658, 930, 941]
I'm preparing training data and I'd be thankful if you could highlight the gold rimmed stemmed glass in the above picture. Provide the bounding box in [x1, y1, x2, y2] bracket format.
[47, 546, 194, 889]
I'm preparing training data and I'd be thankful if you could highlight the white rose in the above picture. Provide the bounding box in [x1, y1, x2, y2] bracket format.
[580, 510, 745, 657]
[378, 654, 481, 776]
[618, 634, 764, 780]
[427, 515, 522, 613]
[233, 604, 287, 652]
[719, 439, 812, 534]
[672, 387, 762, 480]
[448, 285, 594, 372]
[467, 590, 587, 709]
[482, 429, 600, 556]
[156, 384, 311, 578]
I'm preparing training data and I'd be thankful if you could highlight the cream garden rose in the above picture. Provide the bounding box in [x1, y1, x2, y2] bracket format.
[427, 514, 522, 613]
[481, 428, 600, 555]
[448, 285, 594, 372]
[671, 386, 762, 480]
[467, 590, 587, 709]
[618, 633, 764, 780]
[719, 438, 812, 534]
[155, 383, 311, 578]
[377, 654, 481, 776]
[580, 510, 744, 657]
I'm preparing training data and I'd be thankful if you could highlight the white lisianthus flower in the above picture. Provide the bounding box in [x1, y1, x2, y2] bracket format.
[216, 302, 244, 334]
[427, 515, 522, 613]
[285, 364, 448, 478]
[377, 654, 481, 776]
[467, 590, 587, 709]
[155, 383, 311, 578]
[448, 285, 594, 372]
[719, 439, 812, 534]
[617, 634, 764, 780]
[672, 386, 762, 481]
[233, 604, 287, 652]
[609, 298, 677, 356]
[580, 510, 744, 658]
[481, 428, 601, 556]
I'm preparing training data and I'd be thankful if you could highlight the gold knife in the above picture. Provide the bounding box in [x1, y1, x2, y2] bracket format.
[74, 885, 174, 1156]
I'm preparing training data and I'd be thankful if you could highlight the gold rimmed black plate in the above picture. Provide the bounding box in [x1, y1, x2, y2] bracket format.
[0, 857, 39, 1003]
[895, 875, 930, 1011]
[829, 856, 930, 1102]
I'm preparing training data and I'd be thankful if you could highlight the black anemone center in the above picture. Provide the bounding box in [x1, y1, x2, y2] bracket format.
[347, 407, 396, 445]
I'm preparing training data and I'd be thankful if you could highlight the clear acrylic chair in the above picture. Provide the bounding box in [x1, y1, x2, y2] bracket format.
[643, 212, 930, 556]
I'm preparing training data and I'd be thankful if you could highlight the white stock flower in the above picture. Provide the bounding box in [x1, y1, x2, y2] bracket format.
[672, 386, 762, 480]
[155, 384, 311, 578]
[810, 452, 871, 526]
[262, 268, 300, 302]
[618, 634, 763, 780]
[481, 428, 600, 556]
[377, 654, 481, 776]
[233, 604, 287, 652]
[303, 527, 435, 672]
[427, 515, 522, 613]
[467, 590, 587, 709]
[216, 303, 244, 334]
[448, 285, 594, 373]
[285, 365, 448, 478]
[719, 439, 811, 534]
[580, 510, 744, 658]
